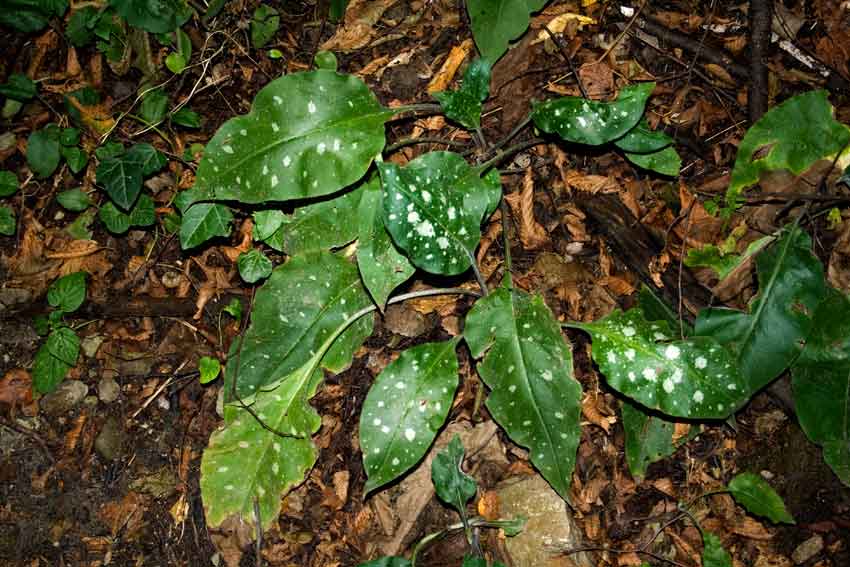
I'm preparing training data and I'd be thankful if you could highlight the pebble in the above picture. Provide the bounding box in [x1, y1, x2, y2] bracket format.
[98, 376, 121, 403]
[792, 534, 823, 564]
[39, 380, 88, 416]
[94, 416, 124, 461]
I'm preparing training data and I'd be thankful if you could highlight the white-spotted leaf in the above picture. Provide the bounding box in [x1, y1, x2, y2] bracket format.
[361, 339, 460, 493]
[224, 251, 373, 400]
[379, 152, 492, 276]
[356, 176, 414, 310]
[464, 286, 581, 501]
[532, 82, 655, 146]
[193, 70, 392, 206]
[573, 309, 750, 419]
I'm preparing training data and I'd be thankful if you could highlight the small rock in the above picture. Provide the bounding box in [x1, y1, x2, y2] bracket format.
[792, 534, 823, 564]
[39, 380, 89, 416]
[98, 376, 121, 403]
[95, 416, 124, 461]
[81, 335, 105, 358]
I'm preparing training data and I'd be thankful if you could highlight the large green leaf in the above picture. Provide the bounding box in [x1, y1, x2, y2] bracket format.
[621, 401, 689, 481]
[573, 309, 749, 419]
[192, 70, 392, 207]
[379, 152, 493, 276]
[726, 91, 850, 210]
[361, 339, 460, 493]
[464, 284, 581, 501]
[179, 203, 233, 249]
[356, 177, 414, 310]
[224, 251, 373, 400]
[109, 0, 192, 33]
[695, 226, 825, 393]
[201, 363, 322, 531]
[532, 83, 655, 146]
[614, 119, 672, 153]
[791, 288, 850, 486]
[467, 0, 548, 63]
[433, 59, 491, 129]
[0, 0, 67, 33]
[728, 472, 794, 524]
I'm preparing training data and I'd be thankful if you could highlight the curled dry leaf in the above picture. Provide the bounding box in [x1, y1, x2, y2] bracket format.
[427, 39, 474, 93]
[504, 169, 548, 250]
[320, 0, 398, 51]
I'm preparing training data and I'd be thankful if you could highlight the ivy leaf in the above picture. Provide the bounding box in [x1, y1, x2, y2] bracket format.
[48, 271, 86, 313]
[32, 326, 79, 394]
[192, 70, 392, 207]
[198, 356, 221, 384]
[361, 340, 459, 493]
[614, 118, 673, 153]
[99, 194, 155, 234]
[126, 142, 166, 175]
[702, 532, 732, 567]
[532, 83, 655, 146]
[728, 472, 795, 524]
[466, 0, 548, 63]
[0, 73, 37, 101]
[179, 203, 233, 249]
[621, 401, 691, 481]
[237, 249, 273, 283]
[433, 59, 491, 129]
[97, 155, 143, 210]
[60, 145, 88, 174]
[140, 88, 168, 124]
[624, 146, 681, 177]
[0, 0, 67, 33]
[201, 364, 322, 531]
[432, 435, 477, 516]
[27, 124, 62, 178]
[0, 206, 15, 236]
[695, 226, 825, 394]
[356, 176, 414, 310]
[109, 0, 192, 33]
[253, 209, 286, 242]
[251, 4, 279, 48]
[0, 170, 19, 197]
[465, 285, 582, 501]
[224, 251, 373, 400]
[726, 91, 850, 210]
[791, 288, 850, 486]
[379, 152, 492, 276]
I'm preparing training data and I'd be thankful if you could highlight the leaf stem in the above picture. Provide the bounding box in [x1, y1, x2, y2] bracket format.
[467, 250, 489, 296]
[487, 114, 532, 155]
[388, 102, 444, 119]
[384, 136, 471, 154]
[475, 138, 547, 173]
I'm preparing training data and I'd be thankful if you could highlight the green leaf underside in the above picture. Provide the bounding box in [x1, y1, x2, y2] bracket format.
[48, 271, 86, 313]
[179, 203, 233, 248]
[621, 400, 687, 481]
[467, 0, 548, 63]
[792, 288, 850, 486]
[728, 472, 795, 524]
[200, 365, 322, 531]
[464, 286, 581, 501]
[361, 339, 460, 492]
[432, 435, 477, 515]
[433, 59, 491, 129]
[33, 327, 80, 394]
[702, 532, 732, 567]
[614, 119, 673, 153]
[726, 90, 850, 209]
[263, 185, 362, 254]
[379, 152, 491, 276]
[574, 309, 749, 419]
[624, 146, 681, 177]
[356, 177, 415, 309]
[224, 251, 373, 400]
[695, 226, 825, 394]
[237, 249, 273, 283]
[684, 236, 775, 280]
[193, 70, 392, 206]
[532, 82, 655, 146]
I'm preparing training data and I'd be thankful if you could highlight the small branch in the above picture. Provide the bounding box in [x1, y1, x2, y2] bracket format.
[388, 102, 444, 120]
[544, 26, 588, 99]
[487, 114, 532, 155]
[748, 0, 772, 122]
[467, 250, 489, 296]
[476, 138, 547, 172]
[384, 136, 471, 154]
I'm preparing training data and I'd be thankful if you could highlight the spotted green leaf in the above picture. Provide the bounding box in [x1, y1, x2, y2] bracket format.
[624, 146, 681, 177]
[695, 226, 825, 394]
[728, 472, 794, 524]
[465, 285, 581, 501]
[224, 251, 373, 400]
[361, 339, 459, 493]
[792, 288, 850, 486]
[33, 326, 79, 394]
[573, 309, 749, 419]
[179, 203, 233, 249]
[726, 91, 850, 210]
[237, 249, 273, 283]
[532, 82, 655, 146]
[467, 0, 548, 63]
[702, 532, 732, 567]
[432, 435, 477, 517]
[201, 364, 322, 531]
[379, 152, 492, 276]
[621, 401, 691, 481]
[192, 70, 392, 208]
[433, 59, 491, 129]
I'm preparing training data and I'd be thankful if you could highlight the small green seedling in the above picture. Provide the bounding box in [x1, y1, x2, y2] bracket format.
[33, 272, 87, 394]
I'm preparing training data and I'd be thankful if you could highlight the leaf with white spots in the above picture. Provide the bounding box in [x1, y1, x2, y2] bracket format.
[179, 203, 234, 249]
[191, 70, 393, 207]
[260, 186, 363, 254]
[379, 152, 493, 276]
[572, 309, 750, 419]
[360, 339, 460, 493]
[433, 58, 491, 129]
[224, 251, 374, 400]
[356, 176, 415, 310]
[532, 83, 655, 146]
[200, 363, 322, 531]
[464, 286, 582, 502]
[695, 226, 825, 394]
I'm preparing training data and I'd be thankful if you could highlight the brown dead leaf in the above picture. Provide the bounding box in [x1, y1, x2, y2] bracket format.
[99, 491, 148, 539]
[671, 422, 691, 444]
[0, 369, 33, 413]
[581, 393, 616, 433]
[27, 29, 58, 77]
[65, 94, 115, 136]
[577, 61, 614, 98]
[427, 39, 474, 93]
[321, 0, 398, 51]
[828, 218, 850, 293]
[732, 516, 773, 540]
[478, 490, 500, 521]
[504, 169, 548, 250]
[220, 219, 253, 262]
[564, 170, 618, 194]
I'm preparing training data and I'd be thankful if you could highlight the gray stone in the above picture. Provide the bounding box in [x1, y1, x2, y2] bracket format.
[98, 376, 121, 403]
[95, 417, 124, 461]
[497, 475, 593, 567]
[792, 534, 823, 564]
[39, 380, 89, 415]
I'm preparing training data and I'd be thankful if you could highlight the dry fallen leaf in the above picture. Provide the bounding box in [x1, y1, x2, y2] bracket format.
[504, 169, 548, 250]
[427, 39, 474, 93]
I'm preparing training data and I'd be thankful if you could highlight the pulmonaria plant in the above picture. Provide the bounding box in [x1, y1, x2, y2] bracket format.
[179, 53, 849, 560]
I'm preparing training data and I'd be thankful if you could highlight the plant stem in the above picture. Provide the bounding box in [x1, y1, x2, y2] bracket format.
[388, 102, 444, 119]
[487, 114, 532, 154]
[475, 138, 547, 173]
[467, 250, 489, 296]
[544, 26, 588, 99]
[384, 136, 471, 154]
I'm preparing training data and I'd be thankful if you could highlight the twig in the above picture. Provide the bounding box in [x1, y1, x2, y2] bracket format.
[748, 0, 772, 122]
[476, 138, 547, 172]
[544, 27, 588, 99]
[384, 137, 471, 154]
